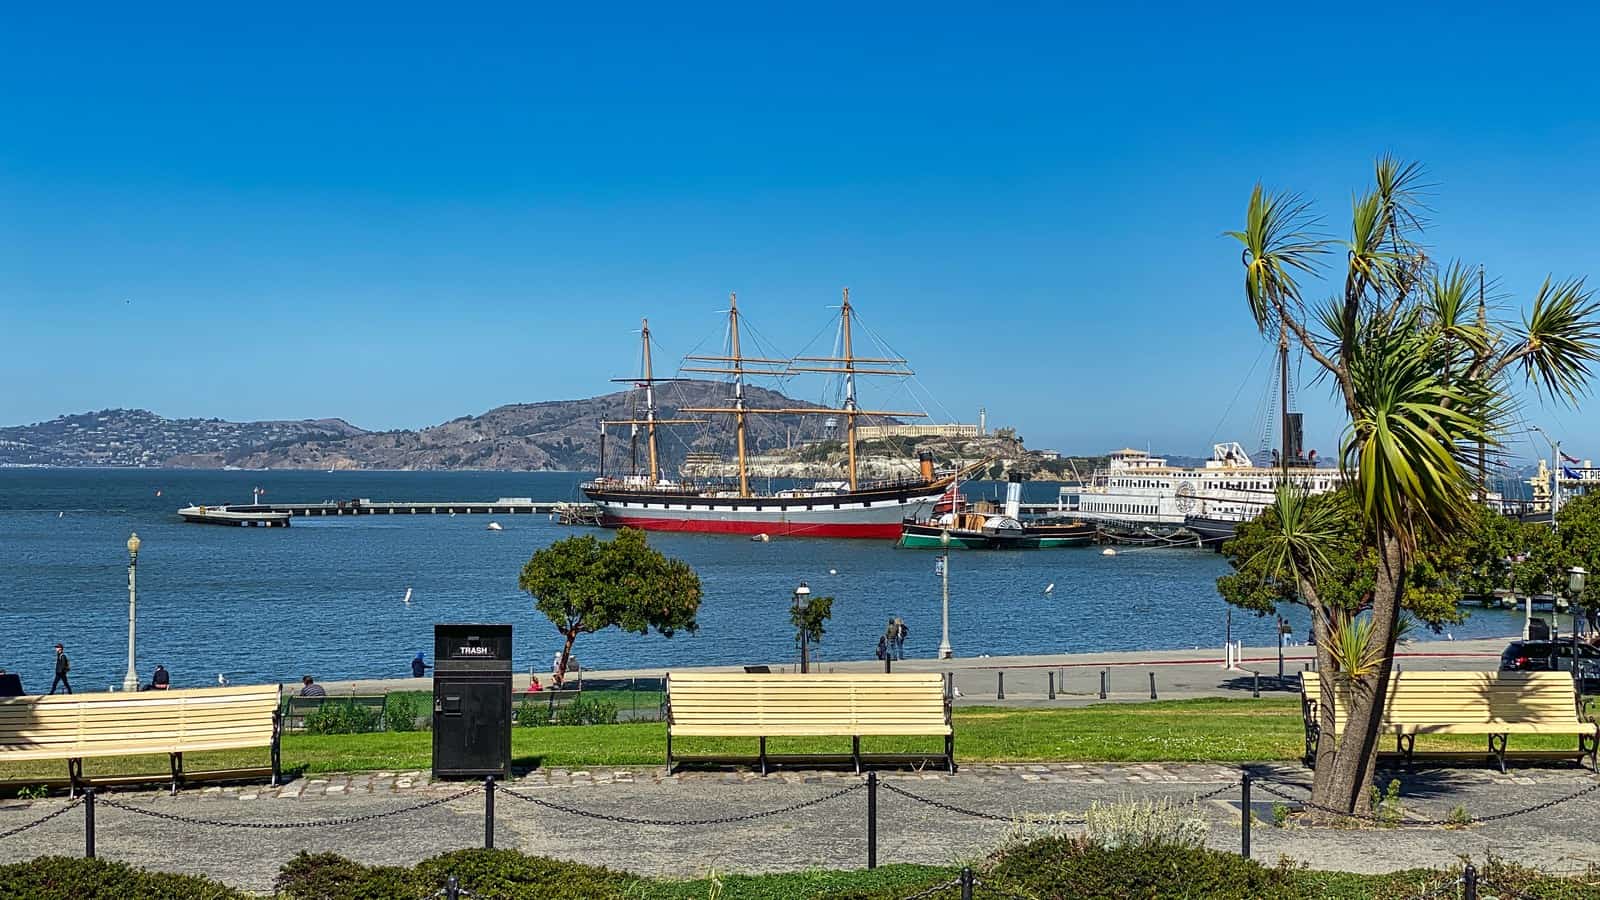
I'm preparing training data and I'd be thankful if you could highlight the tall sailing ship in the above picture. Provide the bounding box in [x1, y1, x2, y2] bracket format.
[580, 291, 956, 539]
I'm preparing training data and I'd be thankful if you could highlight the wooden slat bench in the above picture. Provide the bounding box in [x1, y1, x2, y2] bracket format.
[1301, 670, 1597, 772]
[666, 672, 953, 774]
[0, 684, 283, 793]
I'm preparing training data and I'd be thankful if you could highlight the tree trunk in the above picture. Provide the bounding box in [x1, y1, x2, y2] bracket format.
[555, 629, 578, 686]
[1322, 531, 1408, 817]
[1299, 579, 1343, 816]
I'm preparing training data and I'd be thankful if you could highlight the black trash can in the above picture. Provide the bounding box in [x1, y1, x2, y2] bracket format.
[432, 624, 513, 780]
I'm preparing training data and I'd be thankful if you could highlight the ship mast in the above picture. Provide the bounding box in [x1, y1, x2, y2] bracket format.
[642, 319, 660, 482]
[681, 293, 786, 497]
[601, 318, 703, 484]
[682, 289, 927, 493]
[1278, 323, 1290, 481]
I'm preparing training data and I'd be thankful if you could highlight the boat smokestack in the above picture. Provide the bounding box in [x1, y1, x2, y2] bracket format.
[919, 450, 935, 482]
[1005, 471, 1022, 519]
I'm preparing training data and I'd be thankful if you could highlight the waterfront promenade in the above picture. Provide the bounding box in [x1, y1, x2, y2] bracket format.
[321, 636, 1510, 705]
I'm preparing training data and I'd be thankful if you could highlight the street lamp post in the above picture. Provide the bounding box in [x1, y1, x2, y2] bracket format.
[793, 581, 812, 674]
[938, 530, 953, 659]
[123, 532, 141, 692]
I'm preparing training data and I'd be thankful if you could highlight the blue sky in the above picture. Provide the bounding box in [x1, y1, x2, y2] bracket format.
[3, 4, 1599, 464]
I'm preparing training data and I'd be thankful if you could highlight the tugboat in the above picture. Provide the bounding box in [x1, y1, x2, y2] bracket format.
[899, 474, 1095, 549]
[581, 291, 958, 539]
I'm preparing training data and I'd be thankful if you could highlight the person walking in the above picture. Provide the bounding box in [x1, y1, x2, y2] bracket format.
[410, 652, 431, 679]
[896, 619, 911, 659]
[49, 644, 71, 694]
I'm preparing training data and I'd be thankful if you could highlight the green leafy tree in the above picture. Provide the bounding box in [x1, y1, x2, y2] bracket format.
[1225, 157, 1600, 816]
[518, 528, 701, 684]
[790, 595, 835, 653]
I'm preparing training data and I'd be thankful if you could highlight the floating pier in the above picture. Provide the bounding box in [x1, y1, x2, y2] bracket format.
[178, 497, 598, 525]
[178, 505, 293, 527]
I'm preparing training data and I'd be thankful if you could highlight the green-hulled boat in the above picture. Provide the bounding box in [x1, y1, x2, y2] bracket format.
[898, 517, 1095, 549]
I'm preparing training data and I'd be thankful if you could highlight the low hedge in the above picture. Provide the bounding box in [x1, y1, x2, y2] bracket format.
[275, 850, 638, 899]
[0, 856, 245, 899]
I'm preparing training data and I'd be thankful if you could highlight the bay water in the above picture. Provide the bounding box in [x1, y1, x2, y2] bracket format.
[0, 469, 1521, 690]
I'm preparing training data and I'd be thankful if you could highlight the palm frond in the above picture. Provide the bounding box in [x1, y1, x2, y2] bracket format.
[1243, 484, 1347, 592]
[1225, 185, 1330, 333]
[1509, 276, 1600, 403]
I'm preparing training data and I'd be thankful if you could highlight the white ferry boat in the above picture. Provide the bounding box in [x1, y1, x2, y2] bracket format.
[1071, 443, 1340, 542]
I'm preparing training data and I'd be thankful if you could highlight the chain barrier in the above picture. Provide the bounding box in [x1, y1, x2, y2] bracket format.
[1254, 777, 1600, 827]
[1190, 780, 1242, 802]
[497, 781, 863, 827]
[0, 799, 82, 840]
[94, 785, 480, 830]
[880, 780, 1058, 823]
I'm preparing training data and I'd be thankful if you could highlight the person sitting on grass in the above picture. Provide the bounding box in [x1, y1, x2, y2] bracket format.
[300, 675, 327, 698]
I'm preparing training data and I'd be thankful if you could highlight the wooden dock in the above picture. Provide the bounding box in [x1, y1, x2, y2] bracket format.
[179, 497, 598, 524]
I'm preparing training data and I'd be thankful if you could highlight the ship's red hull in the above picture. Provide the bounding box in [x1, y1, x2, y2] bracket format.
[599, 513, 903, 539]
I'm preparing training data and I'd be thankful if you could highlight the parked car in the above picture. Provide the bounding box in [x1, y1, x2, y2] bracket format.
[1499, 639, 1600, 694]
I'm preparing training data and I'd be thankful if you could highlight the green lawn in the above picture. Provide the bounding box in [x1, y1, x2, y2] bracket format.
[0, 698, 1583, 786]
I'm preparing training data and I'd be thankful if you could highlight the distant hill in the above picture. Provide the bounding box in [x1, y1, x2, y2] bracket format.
[0, 409, 366, 468]
[0, 383, 862, 472]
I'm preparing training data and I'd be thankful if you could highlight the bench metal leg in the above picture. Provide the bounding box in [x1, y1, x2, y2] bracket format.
[852, 736, 861, 775]
[1489, 734, 1508, 774]
[67, 758, 83, 798]
[170, 752, 184, 795]
[1579, 732, 1597, 773]
[759, 736, 768, 776]
[665, 728, 674, 775]
[945, 733, 955, 774]
[1398, 734, 1415, 765]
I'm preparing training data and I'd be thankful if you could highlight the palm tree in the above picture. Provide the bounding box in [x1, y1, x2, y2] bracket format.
[1226, 158, 1600, 816]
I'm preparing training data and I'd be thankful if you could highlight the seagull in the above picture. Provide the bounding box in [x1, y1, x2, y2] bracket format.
[403, 587, 413, 607]
[829, 568, 838, 576]
[57, 511, 64, 518]
[217, 673, 228, 685]
[1043, 583, 1055, 595]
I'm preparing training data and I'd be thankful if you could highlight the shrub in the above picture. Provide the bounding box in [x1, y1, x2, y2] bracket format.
[275, 849, 636, 899]
[553, 696, 617, 726]
[1082, 795, 1208, 850]
[0, 856, 245, 899]
[991, 838, 1297, 900]
[384, 693, 422, 732]
[305, 701, 380, 735]
[514, 699, 549, 727]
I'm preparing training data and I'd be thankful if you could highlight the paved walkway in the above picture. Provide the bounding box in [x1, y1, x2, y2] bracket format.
[2, 760, 1595, 893]
[322, 636, 1510, 707]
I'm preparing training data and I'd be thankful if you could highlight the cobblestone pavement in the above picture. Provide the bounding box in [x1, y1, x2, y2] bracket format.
[3, 761, 1598, 894]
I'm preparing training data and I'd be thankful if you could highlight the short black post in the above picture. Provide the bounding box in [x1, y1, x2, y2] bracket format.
[1099, 669, 1107, 700]
[960, 866, 974, 900]
[1240, 770, 1252, 859]
[884, 655, 892, 673]
[996, 671, 1005, 700]
[445, 874, 461, 900]
[1047, 671, 1056, 700]
[1148, 671, 1157, 700]
[83, 788, 96, 859]
[1252, 671, 1261, 698]
[945, 671, 954, 699]
[866, 771, 878, 869]
[484, 776, 495, 850]
[1463, 863, 1478, 900]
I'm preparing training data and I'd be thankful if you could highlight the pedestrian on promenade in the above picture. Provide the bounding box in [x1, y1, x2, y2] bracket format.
[884, 619, 899, 661]
[896, 619, 910, 659]
[299, 675, 327, 698]
[49, 644, 71, 694]
[876, 634, 888, 660]
[150, 664, 170, 690]
[411, 652, 431, 678]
